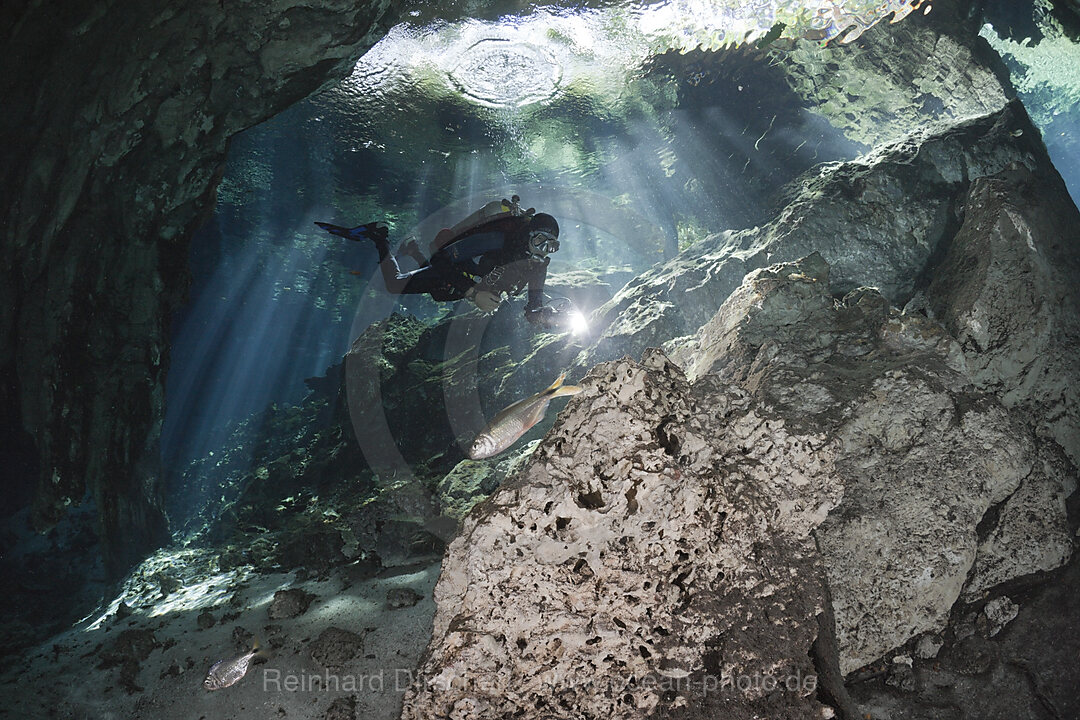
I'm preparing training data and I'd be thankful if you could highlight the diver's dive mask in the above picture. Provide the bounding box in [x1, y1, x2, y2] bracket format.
[528, 230, 560, 260]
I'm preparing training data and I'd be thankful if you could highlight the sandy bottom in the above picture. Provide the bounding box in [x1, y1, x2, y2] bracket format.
[1, 551, 440, 720]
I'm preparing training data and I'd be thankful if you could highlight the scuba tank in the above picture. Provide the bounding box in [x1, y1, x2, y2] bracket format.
[428, 195, 534, 255]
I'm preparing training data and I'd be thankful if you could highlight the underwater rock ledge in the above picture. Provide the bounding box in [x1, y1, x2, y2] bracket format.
[579, 102, 1048, 373]
[401, 253, 1075, 719]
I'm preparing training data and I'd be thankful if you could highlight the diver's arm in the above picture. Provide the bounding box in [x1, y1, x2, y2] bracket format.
[525, 286, 544, 313]
[527, 257, 549, 307]
[524, 259, 555, 327]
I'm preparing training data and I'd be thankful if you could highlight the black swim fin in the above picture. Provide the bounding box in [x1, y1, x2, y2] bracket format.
[314, 221, 388, 241]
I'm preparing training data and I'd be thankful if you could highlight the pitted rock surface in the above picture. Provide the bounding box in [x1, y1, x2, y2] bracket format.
[401, 348, 833, 720]
[401, 254, 1074, 718]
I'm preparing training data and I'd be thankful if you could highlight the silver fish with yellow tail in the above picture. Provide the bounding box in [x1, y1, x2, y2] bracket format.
[204, 638, 267, 690]
[469, 373, 582, 459]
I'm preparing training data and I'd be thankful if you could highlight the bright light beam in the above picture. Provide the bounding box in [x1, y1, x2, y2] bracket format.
[569, 309, 589, 336]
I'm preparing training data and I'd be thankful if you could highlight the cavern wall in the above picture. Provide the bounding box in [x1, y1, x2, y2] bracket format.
[0, 0, 398, 574]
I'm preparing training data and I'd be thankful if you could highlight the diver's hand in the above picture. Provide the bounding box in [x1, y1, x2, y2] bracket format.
[466, 286, 502, 313]
[525, 305, 560, 329]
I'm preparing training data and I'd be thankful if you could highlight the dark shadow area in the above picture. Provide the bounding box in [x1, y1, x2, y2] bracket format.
[0, 365, 106, 660]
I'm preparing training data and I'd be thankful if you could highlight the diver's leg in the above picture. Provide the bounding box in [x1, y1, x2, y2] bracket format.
[356, 231, 454, 297]
[357, 231, 432, 294]
[353, 229, 414, 294]
[314, 221, 465, 297]
[400, 237, 427, 265]
[379, 258, 412, 294]
[394, 266, 474, 299]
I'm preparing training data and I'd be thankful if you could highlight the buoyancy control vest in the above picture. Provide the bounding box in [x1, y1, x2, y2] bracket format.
[428, 195, 534, 255]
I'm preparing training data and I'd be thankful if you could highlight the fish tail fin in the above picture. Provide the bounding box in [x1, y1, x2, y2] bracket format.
[543, 372, 568, 394]
[550, 384, 582, 398]
[252, 636, 271, 660]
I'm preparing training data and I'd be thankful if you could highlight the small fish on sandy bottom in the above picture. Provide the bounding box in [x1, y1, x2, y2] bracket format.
[204, 638, 268, 690]
[469, 372, 582, 459]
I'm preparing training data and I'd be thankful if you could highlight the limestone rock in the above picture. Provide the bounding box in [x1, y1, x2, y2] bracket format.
[267, 588, 317, 620]
[818, 381, 1030, 675]
[962, 440, 1075, 601]
[913, 634, 943, 660]
[401, 348, 834, 719]
[325, 695, 358, 720]
[100, 629, 160, 667]
[543, 269, 620, 312]
[679, 254, 1045, 674]
[885, 656, 916, 692]
[402, 253, 1076, 717]
[927, 165, 1080, 466]
[951, 634, 998, 676]
[309, 627, 366, 670]
[436, 440, 540, 521]
[581, 106, 1044, 373]
[97, 628, 160, 695]
[435, 461, 499, 522]
[386, 587, 423, 610]
[850, 552, 1080, 719]
[983, 596, 1019, 637]
[348, 483, 449, 568]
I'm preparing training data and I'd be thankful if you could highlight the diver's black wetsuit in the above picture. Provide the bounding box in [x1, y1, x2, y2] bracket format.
[373, 215, 549, 314]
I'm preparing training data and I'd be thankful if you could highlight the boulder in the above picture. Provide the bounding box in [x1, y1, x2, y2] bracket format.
[325, 695, 358, 720]
[680, 254, 1071, 674]
[267, 588, 317, 620]
[927, 166, 1080, 466]
[401, 347, 834, 720]
[961, 440, 1075, 601]
[309, 627, 366, 670]
[401, 254, 1075, 719]
[579, 105, 1046, 373]
[386, 587, 424, 610]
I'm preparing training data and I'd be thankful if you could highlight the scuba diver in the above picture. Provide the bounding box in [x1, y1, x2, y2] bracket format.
[316, 196, 569, 330]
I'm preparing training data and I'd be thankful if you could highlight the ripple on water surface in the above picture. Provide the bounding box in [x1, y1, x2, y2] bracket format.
[449, 38, 563, 109]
